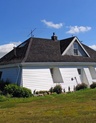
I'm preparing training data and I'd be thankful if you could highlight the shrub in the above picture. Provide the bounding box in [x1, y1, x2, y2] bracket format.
[53, 85, 62, 94]
[35, 90, 49, 95]
[37, 90, 48, 94]
[76, 83, 87, 91]
[90, 82, 96, 89]
[4, 84, 32, 98]
[49, 87, 54, 93]
[0, 79, 10, 92]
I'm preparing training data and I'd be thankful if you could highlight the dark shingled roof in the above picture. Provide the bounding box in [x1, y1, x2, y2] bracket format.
[60, 37, 74, 54]
[0, 36, 96, 65]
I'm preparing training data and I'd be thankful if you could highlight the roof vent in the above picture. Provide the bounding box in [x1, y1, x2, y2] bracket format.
[51, 32, 57, 41]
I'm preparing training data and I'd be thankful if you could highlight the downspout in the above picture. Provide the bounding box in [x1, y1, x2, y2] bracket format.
[16, 65, 21, 86]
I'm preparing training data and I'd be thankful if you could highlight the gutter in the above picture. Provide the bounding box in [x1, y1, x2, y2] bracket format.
[21, 62, 96, 67]
[0, 62, 96, 68]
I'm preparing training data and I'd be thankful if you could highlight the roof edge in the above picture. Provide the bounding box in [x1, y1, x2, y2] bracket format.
[0, 62, 96, 68]
[62, 37, 75, 55]
[22, 38, 33, 62]
[21, 62, 96, 67]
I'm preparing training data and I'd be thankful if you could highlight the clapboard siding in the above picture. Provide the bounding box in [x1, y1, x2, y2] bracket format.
[22, 67, 54, 92]
[59, 68, 81, 91]
[0, 67, 19, 84]
[89, 67, 96, 79]
[22, 67, 84, 92]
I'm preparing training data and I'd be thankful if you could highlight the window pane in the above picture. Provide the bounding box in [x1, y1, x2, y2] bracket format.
[74, 42, 78, 49]
[74, 49, 78, 55]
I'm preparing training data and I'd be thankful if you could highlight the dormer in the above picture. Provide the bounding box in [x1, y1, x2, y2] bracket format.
[60, 37, 90, 57]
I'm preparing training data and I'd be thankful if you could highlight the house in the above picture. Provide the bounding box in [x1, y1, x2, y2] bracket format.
[0, 33, 96, 92]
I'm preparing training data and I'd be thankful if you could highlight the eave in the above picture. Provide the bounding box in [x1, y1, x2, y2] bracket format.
[0, 62, 96, 69]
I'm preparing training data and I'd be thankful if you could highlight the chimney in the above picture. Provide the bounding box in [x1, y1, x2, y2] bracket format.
[51, 32, 57, 41]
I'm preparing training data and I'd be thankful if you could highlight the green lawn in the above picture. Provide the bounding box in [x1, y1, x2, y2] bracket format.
[0, 89, 96, 123]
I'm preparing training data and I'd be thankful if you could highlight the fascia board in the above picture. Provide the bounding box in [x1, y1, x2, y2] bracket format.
[0, 63, 21, 69]
[0, 62, 96, 69]
[21, 62, 96, 67]
[76, 37, 90, 57]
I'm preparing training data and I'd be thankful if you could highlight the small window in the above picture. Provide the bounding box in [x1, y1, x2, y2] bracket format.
[0, 71, 2, 79]
[50, 68, 53, 78]
[74, 49, 78, 55]
[74, 42, 78, 55]
[74, 42, 78, 49]
[77, 69, 81, 75]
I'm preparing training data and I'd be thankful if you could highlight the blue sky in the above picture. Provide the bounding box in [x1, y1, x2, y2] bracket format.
[0, 0, 96, 57]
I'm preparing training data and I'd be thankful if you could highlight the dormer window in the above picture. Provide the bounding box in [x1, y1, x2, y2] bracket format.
[74, 42, 78, 55]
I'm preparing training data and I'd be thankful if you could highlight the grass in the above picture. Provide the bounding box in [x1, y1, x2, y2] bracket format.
[0, 89, 96, 123]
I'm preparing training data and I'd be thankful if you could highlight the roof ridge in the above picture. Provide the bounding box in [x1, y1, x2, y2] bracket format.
[22, 38, 33, 62]
[60, 36, 75, 41]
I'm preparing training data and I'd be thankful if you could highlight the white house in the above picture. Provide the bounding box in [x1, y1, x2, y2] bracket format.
[0, 33, 96, 92]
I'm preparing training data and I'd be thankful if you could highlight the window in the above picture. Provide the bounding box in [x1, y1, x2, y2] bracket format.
[0, 71, 2, 79]
[74, 42, 78, 55]
[77, 69, 81, 75]
[50, 68, 54, 78]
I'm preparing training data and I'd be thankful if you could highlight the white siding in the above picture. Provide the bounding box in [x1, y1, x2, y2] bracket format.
[22, 67, 54, 92]
[89, 67, 96, 79]
[59, 68, 81, 92]
[0, 67, 19, 84]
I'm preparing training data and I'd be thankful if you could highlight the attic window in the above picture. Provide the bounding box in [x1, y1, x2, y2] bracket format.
[74, 42, 78, 55]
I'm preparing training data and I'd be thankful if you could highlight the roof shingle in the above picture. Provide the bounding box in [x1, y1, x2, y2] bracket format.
[0, 36, 96, 65]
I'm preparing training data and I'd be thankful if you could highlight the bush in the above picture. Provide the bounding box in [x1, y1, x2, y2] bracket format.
[76, 83, 87, 91]
[0, 79, 10, 92]
[4, 84, 32, 98]
[90, 82, 96, 89]
[53, 85, 62, 94]
[49, 87, 54, 94]
[35, 90, 49, 95]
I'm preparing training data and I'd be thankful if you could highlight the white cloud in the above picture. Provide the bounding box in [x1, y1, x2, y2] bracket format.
[66, 26, 91, 34]
[0, 41, 21, 58]
[41, 19, 63, 29]
[89, 45, 96, 50]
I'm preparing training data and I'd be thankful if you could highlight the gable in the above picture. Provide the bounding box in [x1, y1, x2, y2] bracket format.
[61, 37, 90, 57]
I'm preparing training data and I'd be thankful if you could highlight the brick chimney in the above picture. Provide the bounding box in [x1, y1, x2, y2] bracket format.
[51, 32, 57, 41]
